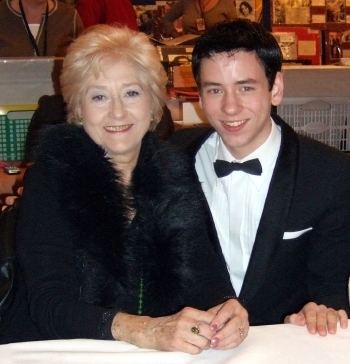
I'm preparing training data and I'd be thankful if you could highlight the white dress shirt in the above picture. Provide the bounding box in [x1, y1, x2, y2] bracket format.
[195, 119, 281, 294]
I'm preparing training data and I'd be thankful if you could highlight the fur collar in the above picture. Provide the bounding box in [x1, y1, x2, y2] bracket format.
[35, 124, 200, 315]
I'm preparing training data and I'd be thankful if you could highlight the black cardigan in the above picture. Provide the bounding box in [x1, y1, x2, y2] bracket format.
[0, 124, 233, 343]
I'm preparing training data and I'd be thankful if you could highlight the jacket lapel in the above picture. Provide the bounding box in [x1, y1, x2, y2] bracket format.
[239, 117, 299, 303]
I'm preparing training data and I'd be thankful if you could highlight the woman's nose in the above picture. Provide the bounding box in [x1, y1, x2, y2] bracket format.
[109, 97, 126, 119]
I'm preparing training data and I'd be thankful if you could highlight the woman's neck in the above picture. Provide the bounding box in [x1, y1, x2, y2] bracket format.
[11, 0, 53, 23]
[111, 156, 139, 187]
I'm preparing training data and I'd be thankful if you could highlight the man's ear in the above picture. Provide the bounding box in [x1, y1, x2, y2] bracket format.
[271, 71, 284, 107]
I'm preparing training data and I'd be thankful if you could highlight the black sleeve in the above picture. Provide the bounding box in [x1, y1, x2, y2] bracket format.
[306, 156, 350, 312]
[16, 164, 118, 340]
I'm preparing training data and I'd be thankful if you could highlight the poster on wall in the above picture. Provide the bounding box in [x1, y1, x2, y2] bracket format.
[273, 0, 311, 24]
[237, 0, 256, 20]
[273, 26, 322, 64]
[133, 1, 180, 38]
[325, 0, 346, 23]
[323, 29, 350, 63]
[327, 31, 344, 62]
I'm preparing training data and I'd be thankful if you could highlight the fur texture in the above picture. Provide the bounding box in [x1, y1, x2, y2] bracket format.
[34, 124, 230, 316]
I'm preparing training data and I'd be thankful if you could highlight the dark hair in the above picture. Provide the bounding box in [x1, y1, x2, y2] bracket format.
[192, 19, 283, 91]
[239, 1, 253, 14]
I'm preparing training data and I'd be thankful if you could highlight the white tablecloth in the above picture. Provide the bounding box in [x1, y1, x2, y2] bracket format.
[1, 323, 350, 364]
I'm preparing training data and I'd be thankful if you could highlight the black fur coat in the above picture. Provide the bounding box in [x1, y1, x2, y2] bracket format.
[8, 124, 233, 342]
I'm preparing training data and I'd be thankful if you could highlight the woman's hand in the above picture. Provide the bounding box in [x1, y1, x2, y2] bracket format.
[111, 299, 249, 354]
[207, 298, 249, 349]
[112, 307, 217, 354]
[284, 302, 348, 336]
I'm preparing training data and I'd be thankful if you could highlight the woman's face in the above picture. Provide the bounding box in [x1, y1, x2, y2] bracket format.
[240, 3, 250, 16]
[79, 59, 153, 166]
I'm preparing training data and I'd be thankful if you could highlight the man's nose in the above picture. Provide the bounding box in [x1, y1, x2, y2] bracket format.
[221, 91, 242, 115]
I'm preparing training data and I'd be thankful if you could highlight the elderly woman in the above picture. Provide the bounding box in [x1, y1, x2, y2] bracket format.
[0, 25, 248, 353]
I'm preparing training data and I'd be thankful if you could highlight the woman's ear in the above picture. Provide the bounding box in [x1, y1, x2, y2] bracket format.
[271, 71, 284, 107]
[75, 104, 83, 124]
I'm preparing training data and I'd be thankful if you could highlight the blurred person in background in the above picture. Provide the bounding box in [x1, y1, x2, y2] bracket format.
[0, 0, 83, 57]
[161, 0, 237, 38]
[139, 10, 153, 35]
[76, 0, 138, 30]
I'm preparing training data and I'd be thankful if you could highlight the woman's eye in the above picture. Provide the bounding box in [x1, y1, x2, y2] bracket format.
[91, 94, 106, 102]
[125, 89, 141, 97]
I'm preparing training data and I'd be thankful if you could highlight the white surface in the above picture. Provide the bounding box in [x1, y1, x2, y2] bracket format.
[282, 65, 350, 99]
[1, 323, 350, 364]
[0, 57, 63, 104]
[182, 102, 207, 125]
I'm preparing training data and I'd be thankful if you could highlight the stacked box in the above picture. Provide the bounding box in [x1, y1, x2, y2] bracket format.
[0, 105, 36, 161]
[278, 98, 350, 152]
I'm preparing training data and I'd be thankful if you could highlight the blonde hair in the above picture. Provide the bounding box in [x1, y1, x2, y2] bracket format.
[60, 24, 167, 129]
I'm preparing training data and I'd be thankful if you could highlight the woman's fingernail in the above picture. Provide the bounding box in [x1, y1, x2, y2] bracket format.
[210, 337, 219, 348]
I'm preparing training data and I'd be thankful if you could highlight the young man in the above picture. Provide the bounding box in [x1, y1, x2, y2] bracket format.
[171, 19, 350, 335]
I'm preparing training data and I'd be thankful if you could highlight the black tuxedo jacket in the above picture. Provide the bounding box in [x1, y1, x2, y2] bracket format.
[171, 115, 350, 325]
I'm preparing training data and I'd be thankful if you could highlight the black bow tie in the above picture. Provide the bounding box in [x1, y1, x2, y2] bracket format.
[214, 158, 262, 178]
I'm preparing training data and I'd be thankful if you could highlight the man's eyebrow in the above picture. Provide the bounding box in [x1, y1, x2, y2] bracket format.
[201, 79, 258, 87]
[236, 78, 258, 85]
[201, 81, 222, 87]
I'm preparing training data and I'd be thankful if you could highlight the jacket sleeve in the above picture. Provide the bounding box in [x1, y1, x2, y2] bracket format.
[76, 0, 102, 28]
[16, 164, 117, 340]
[306, 156, 350, 312]
[161, 0, 184, 37]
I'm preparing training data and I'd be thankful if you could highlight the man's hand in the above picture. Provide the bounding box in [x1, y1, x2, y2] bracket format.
[284, 302, 348, 336]
[207, 298, 249, 349]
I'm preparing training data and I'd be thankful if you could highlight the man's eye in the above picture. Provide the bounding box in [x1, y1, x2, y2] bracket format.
[241, 86, 254, 92]
[207, 88, 222, 95]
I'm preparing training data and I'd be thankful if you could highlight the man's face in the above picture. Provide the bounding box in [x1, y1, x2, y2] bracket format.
[199, 51, 283, 159]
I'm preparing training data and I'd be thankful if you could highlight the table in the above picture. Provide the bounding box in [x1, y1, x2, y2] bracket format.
[1, 323, 349, 364]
